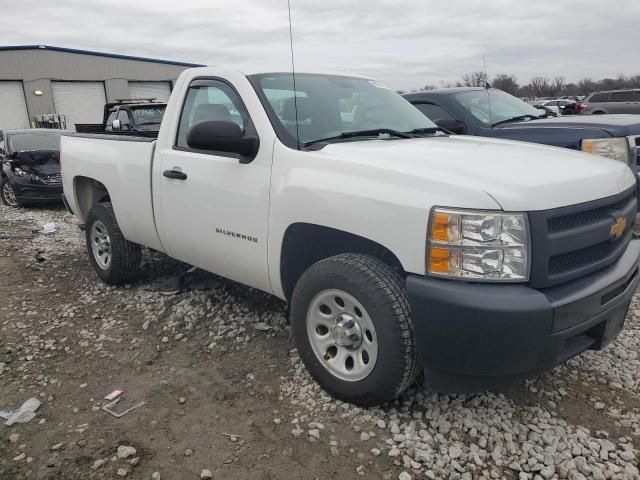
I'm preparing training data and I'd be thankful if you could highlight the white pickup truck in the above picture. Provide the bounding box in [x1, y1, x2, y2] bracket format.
[62, 67, 640, 406]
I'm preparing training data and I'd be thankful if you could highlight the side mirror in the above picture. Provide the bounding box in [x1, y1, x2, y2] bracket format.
[435, 118, 465, 134]
[112, 119, 121, 130]
[187, 121, 259, 162]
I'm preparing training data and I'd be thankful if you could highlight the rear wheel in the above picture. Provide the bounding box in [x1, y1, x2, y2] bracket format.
[0, 178, 20, 207]
[85, 202, 141, 285]
[291, 254, 418, 406]
[593, 111, 606, 115]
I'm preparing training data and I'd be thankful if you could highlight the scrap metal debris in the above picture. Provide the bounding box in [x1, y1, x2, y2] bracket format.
[102, 398, 145, 418]
[145, 267, 222, 295]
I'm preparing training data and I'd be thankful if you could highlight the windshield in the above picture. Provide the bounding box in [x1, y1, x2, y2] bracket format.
[131, 106, 166, 125]
[250, 73, 437, 147]
[454, 89, 543, 126]
[9, 131, 62, 152]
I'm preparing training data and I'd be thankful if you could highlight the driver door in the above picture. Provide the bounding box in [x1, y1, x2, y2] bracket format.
[154, 78, 273, 293]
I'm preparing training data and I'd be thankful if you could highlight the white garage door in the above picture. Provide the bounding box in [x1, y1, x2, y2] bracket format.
[0, 82, 29, 130]
[129, 82, 171, 102]
[52, 82, 106, 131]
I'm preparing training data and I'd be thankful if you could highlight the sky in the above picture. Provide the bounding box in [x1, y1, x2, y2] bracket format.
[1, 0, 638, 91]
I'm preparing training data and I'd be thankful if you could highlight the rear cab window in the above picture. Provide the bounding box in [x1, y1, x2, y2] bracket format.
[105, 110, 117, 131]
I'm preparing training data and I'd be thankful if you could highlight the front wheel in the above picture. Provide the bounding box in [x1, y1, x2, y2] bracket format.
[85, 202, 141, 285]
[0, 178, 20, 207]
[291, 254, 418, 406]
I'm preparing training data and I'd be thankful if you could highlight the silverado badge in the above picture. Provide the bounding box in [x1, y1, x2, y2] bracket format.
[610, 217, 627, 239]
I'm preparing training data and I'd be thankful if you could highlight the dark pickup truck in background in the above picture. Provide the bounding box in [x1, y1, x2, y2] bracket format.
[404, 88, 640, 170]
[75, 99, 166, 137]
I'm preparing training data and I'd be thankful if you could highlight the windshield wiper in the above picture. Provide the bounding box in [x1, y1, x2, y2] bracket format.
[407, 127, 448, 135]
[491, 115, 535, 127]
[492, 115, 540, 127]
[302, 128, 412, 148]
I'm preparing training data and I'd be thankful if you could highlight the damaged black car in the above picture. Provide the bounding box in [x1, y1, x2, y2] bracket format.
[0, 129, 64, 207]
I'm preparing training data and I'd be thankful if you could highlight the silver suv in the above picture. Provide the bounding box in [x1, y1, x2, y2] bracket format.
[582, 89, 640, 115]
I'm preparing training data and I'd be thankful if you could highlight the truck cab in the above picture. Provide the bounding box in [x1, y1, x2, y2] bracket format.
[61, 67, 639, 406]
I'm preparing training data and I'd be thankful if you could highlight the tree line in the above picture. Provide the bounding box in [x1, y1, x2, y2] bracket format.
[406, 72, 640, 98]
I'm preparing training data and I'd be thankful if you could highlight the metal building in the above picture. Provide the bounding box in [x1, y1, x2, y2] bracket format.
[0, 45, 203, 130]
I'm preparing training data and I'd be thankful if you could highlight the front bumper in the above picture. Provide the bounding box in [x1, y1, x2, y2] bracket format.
[407, 238, 640, 393]
[11, 179, 63, 203]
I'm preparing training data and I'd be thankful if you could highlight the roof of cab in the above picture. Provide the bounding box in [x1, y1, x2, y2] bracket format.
[403, 87, 487, 99]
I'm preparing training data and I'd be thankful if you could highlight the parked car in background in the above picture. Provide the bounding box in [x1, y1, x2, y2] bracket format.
[75, 99, 167, 137]
[0, 129, 63, 207]
[404, 88, 640, 171]
[582, 90, 640, 115]
[62, 67, 639, 405]
[534, 99, 581, 115]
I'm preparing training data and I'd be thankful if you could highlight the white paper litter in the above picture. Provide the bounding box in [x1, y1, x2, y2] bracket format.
[4, 398, 41, 426]
[41, 222, 57, 235]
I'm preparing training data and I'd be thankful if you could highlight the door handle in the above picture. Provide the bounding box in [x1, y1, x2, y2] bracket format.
[163, 169, 187, 180]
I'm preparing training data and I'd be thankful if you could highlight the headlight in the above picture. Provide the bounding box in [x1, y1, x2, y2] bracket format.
[582, 138, 631, 164]
[427, 208, 529, 281]
[13, 167, 27, 176]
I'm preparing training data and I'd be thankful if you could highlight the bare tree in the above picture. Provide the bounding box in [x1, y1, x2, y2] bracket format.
[551, 76, 566, 95]
[530, 77, 551, 97]
[577, 77, 597, 95]
[462, 71, 488, 88]
[492, 74, 519, 95]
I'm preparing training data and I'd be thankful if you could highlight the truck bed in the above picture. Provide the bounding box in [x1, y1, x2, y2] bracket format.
[61, 133, 164, 252]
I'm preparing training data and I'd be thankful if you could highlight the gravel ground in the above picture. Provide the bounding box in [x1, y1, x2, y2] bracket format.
[1, 204, 639, 480]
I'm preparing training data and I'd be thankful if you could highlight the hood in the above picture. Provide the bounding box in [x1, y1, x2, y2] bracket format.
[317, 135, 635, 212]
[498, 114, 640, 137]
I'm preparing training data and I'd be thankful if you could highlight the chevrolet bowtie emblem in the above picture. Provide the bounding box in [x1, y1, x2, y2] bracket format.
[610, 217, 627, 239]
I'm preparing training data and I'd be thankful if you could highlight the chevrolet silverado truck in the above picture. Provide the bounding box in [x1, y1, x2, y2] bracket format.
[61, 67, 640, 406]
[404, 88, 640, 171]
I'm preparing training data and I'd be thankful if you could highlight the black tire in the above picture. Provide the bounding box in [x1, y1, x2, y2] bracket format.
[290, 253, 418, 406]
[0, 177, 20, 207]
[562, 108, 575, 116]
[85, 202, 141, 285]
[593, 111, 605, 115]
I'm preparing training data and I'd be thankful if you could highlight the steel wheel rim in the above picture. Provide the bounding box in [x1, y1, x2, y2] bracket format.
[2, 182, 17, 206]
[306, 289, 378, 382]
[90, 220, 112, 270]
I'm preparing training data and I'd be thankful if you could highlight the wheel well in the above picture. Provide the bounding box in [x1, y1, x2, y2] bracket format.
[593, 111, 606, 115]
[280, 223, 405, 300]
[73, 176, 111, 221]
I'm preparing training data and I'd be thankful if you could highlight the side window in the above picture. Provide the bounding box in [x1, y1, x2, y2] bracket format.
[176, 80, 247, 148]
[414, 102, 455, 122]
[611, 91, 635, 102]
[588, 93, 609, 103]
[105, 111, 117, 131]
[117, 110, 131, 130]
